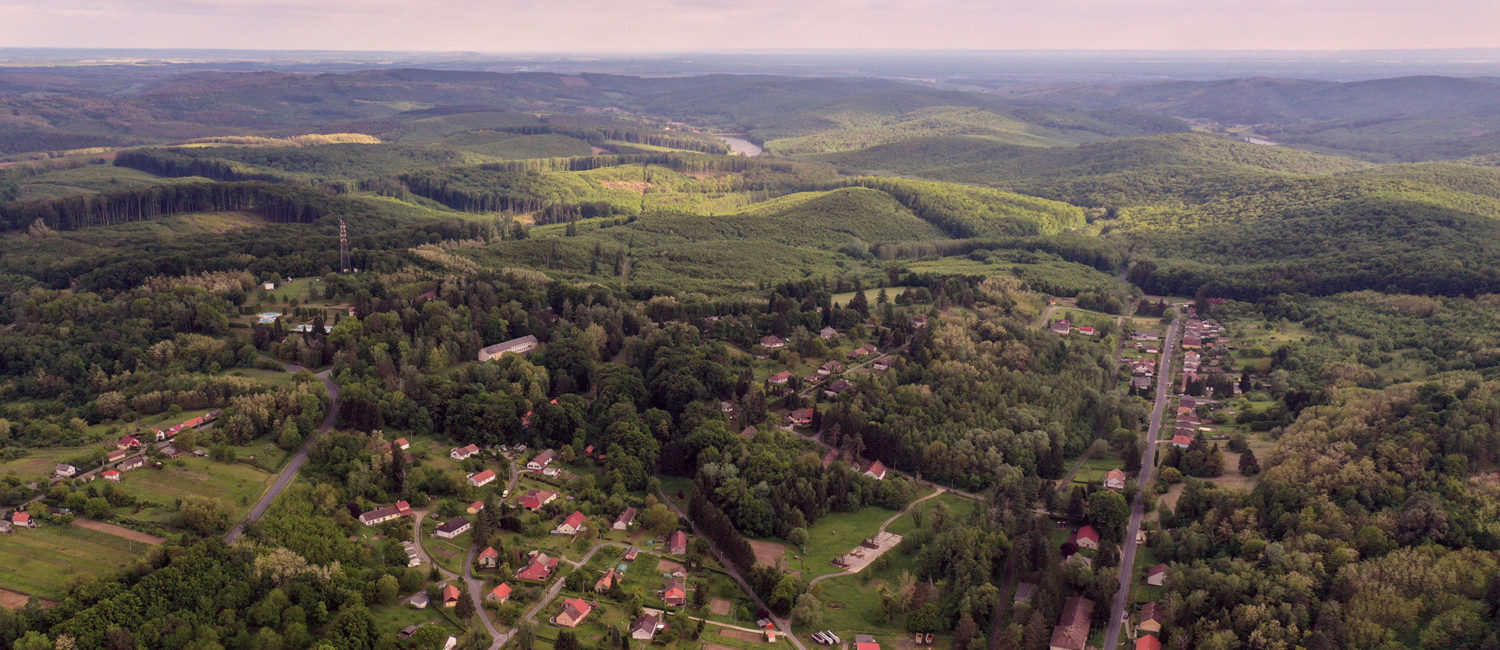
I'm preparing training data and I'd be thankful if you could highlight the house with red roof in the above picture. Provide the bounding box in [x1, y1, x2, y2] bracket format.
[1146, 563, 1168, 586]
[555, 598, 593, 627]
[555, 511, 588, 536]
[117, 435, 142, 450]
[863, 460, 888, 480]
[519, 489, 559, 511]
[442, 583, 461, 608]
[1078, 326, 1097, 336]
[11, 511, 34, 528]
[1070, 525, 1100, 550]
[1135, 634, 1161, 650]
[468, 469, 497, 487]
[527, 450, 557, 471]
[768, 371, 793, 385]
[787, 408, 814, 427]
[477, 547, 499, 569]
[661, 579, 687, 607]
[1171, 434, 1194, 449]
[467, 500, 486, 514]
[759, 335, 786, 350]
[394, 438, 410, 450]
[518, 553, 560, 581]
[669, 530, 688, 555]
[1104, 468, 1127, 490]
[595, 568, 619, 593]
[101, 469, 121, 482]
[487, 583, 512, 603]
[450, 444, 481, 461]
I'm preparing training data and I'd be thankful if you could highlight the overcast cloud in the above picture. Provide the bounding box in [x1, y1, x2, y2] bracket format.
[1, 0, 1497, 52]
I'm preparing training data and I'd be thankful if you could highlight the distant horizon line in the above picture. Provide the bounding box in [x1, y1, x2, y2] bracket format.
[8, 46, 1500, 56]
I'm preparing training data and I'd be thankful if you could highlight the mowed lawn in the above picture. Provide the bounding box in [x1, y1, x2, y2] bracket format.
[118, 457, 276, 513]
[0, 524, 149, 600]
[793, 506, 900, 578]
[0, 446, 93, 483]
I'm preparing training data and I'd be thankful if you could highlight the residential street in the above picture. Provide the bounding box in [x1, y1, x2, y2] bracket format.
[1101, 311, 1182, 650]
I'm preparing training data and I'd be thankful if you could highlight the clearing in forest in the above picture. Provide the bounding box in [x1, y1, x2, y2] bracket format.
[72, 518, 167, 545]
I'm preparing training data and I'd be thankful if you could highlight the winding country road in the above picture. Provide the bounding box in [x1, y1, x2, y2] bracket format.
[1101, 311, 1181, 650]
[225, 360, 340, 544]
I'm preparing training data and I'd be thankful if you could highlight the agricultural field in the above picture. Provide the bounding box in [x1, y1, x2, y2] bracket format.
[0, 523, 152, 601]
[115, 455, 277, 518]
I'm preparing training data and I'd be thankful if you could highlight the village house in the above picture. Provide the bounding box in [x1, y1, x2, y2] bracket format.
[759, 335, 786, 350]
[477, 547, 499, 569]
[1136, 634, 1162, 650]
[519, 489, 559, 511]
[1171, 434, 1194, 449]
[10, 511, 34, 528]
[855, 634, 880, 650]
[819, 326, 839, 340]
[467, 500, 486, 514]
[555, 511, 587, 536]
[1103, 468, 1126, 490]
[1139, 602, 1163, 634]
[434, 517, 471, 539]
[487, 583, 512, 603]
[818, 360, 844, 376]
[848, 344, 879, 360]
[394, 437, 410, 450]
[450, 444, 480, 461]
[787, 408, 814, 427]
[661, 579, 687, 607]
[1049, 596, 1093, 650]
[102, 470, 121, 482]
[442, 584, 461, 608]
[119, 456, 147, 472]
[160, 445, 182, 458]
[595, 568, 619, 593]
[0, 520, 11, 534]
[823, 378, 854, 398]
[630, 613, 663, 641]
[1070, 525, 1100, 550]
[106, 449, 129, 464]
[872, 358, 891, 371]
[1064, 553, 1093, 570]
[613, 507, 637, 530]
[518, 553, 560, 581]
[407, 592, 429, 609]
[741, 425, 758, 438]
[669, 530, 688, 555]
[911, 316, 928, 328]
[478, 335, 539, 361]
[1077, 326, 1097, 336]
[555, 597, 593, 627]
[1131, 377, 1152, 391]
[527, 449, 557, 471]
[1146, 563, 1169, 586]
[117, 435, 142, 450]
[863, 460, 888, 480]
[1050, 319, 1072, 335]
[768, 371, 793, 386]
[468, 469, 497, 488]
[54, 464, 78, 478]
[359, 501, 411, 526]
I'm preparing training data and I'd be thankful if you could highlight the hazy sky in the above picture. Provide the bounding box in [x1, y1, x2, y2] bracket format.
[3, 0, 1498, 52]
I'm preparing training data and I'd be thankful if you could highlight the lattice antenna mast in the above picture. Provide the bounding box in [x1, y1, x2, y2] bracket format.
[339, 219, 352, 273]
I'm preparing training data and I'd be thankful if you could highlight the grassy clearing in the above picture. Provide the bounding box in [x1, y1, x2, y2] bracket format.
[0, 524, 149, 600]
[15, 165, 208, 201]
[117, 455, 276, 515]
[788, 506, 900, 578]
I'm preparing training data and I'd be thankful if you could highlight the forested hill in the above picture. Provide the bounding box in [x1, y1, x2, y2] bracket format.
[1000, 75, 1500, 161]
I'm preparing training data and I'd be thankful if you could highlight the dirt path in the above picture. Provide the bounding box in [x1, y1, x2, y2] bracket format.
[0, 587, 55, 610]
[73, 518, 165, 545]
